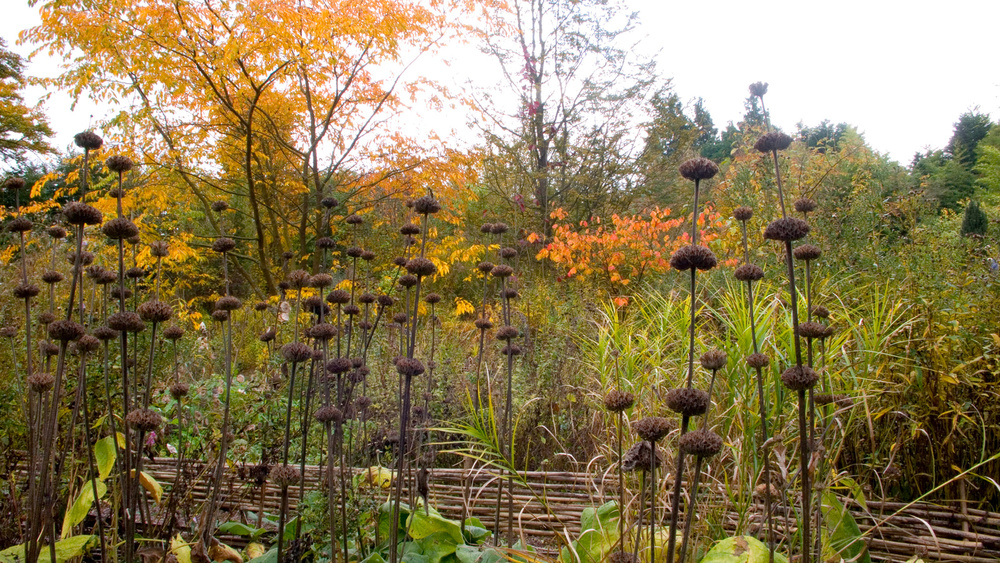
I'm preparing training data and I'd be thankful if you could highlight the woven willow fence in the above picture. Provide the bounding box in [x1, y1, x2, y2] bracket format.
[134, 458, 1000, 563]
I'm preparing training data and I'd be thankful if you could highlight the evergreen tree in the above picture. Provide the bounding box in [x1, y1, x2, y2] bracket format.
[0, 37, 53, 166]
[961, 200, 988, 237]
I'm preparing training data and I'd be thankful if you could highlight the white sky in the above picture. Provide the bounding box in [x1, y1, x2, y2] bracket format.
[3, 0, 999, 166]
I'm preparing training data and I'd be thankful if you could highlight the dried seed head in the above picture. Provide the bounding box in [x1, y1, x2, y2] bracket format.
[126, 408, 162, 432]
[356, 396, 372, 410]
[392, 256, 408, 267]
[622, 441, 663, 473]
[346, 246, 363, 258]
[781, 365, 819, 390]
[398, 274, 418, 288]
[480, 223, 494, 234]
[67, 251, 95, 266]
[733, 206, 754, 222]
[253, 301, 269, 312]
[282, 342, 313, 363]
[215, 296, 242, 312]
[106, 155, 134, 173]
[812, 305, 830, 319]
[41, 271, 64, 284]
[63, 202, 103, 225]
[345, 214, 363, 225]
[37, 312, 55, 325]
[48, 320, 85, 341]
[764, 217, 810, 242]
[609, 552, 638, 563]
[287, 269, 310, 289]
[500, 247, 518, 260]
[270, 465, 299, 488]
[477, 261, 495, 274]
[632, 416, 672, 442]
[670, 245, 717, 271]
[77, 334, 100, 354]
[495, 326, 519, 341]
[665, 387, 710, 417]
[413, 195, 442, 215]
[46, 225, 67, 239]
[28, 372, 55, 393]
[678, 157, 720, 181]
[163, 325, 184, 340]
[13, 282, 40, 299]
[139, 300, 174, 322]
[170, 383, 190, 399]
[210, 200, 229, 213]
[377, 295, 394, 307]
[679, 429, 723, 458]
[125, 266, 146, 279]
[357, 292, 376, 305]
[734, 264, 765, 282]
[603, 390, 635, 412]
[754, 132, 793, 153]
[406, 257, 438, 277]
[126, 234, 141, 245]
[310, 274, 334, 289]
[315, 405, 344, 424]
[107, 188, 125, 199]
[327, 357, 352, 374]
[316, 237, 336, 250]
[210, 310, 229, 323]
[74, 131, 104, 150]
[424, 293, 441, 305]
[816, 393, 853, 408]
[474, 318, 493, 330]
[321, 197, 339, 209]
[745, 353, 770, 369]
[149, 241, 169, 257]
[798, 321, 827, 339]
[749, 82, 768, 98]
[395, 357, 425, 378]
[93, 326, 119, 341]
[311, 323, 338, 341]
[212, 237, 236, 253]
[259, 328, 277, 342]
[793, 244, 822, 261]
[3, 177, 26, 191]
[700, 349, 728, 371]
[96, 268, 118, 285]
[490, 222, 509, 235]
[7, 217, 32, 233]
[361, 250, 376, 261]
[400, 223, 421, 236]
[491, 264, 514, 278]
[327, 289, 351, 304]
[794, 198, 817, 214]
[41, 342, 60, 357]
[502, 344, 523, 356]
[110, 286, 133, 300]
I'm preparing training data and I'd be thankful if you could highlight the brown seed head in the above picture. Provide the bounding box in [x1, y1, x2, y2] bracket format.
[678, 157, 720, 181]
[733, 206, 754, 222]
[270, 465, 299, 488]
[745, 353, 770, 369]
[46, 225, 67, 239]
[603, 390, 635, 413]
[3, 177, 26, 191]
[764, 217, 810, 242]
[41, 271, 64, 284]
[326, 289, 351, 304]
[13, 282, 40, 299]
[316, 237, 336, 250]
[495, 326, 519, 341]
[108, 311, 145, 333]
[28, 372, 55, 393]
[406, 257, 438, 277]
[734, 263, 765, 282]
[38, 312, 56, 325]
[311, 323, 338, 341]
[398, 274, 418, 288]
[345, 214, 363, 225]
[665, 387, 710, 417]
[491, 264, 514, 278]
[93, 326, 119, 341]
[138, 300, 173, 322]
[396, 357, 425, 378]
[794, 197, 817, 214]
[781, 365, 819, 391]
[500, 247, 518, 260]
[215, 296, 242, 312]
[163, 325, 184, 340]
[314, 405, 344, 424]
[424, 292, 441, 305]
[700, 349, 728, 371]
[798, 321, 827, 339]
[490, 222, 509, 235]
[327, 357, 352, 374]
[622, 441, 663, 473]
[106, 155, 134, 173]
[149, 241, 169, 257]
[126, 408, 162, 432]
[679, 429, 723, 458]
[170, 383, 190, 399]
[210, 200, 229, 213]
[74, 131, 104, 150]
[212, 237, 236, 253]
[400, 223, 421, 236]
[413, 195, 442, 214]
[474, 318, 493, 330]
[48, 320, 85, 341]
[754, 132, 793, 153]
[7, 217, 32, 233]
[670, 245, 717, 271]
[632, 416, 672, 442]
[282, 342, 313, 363]
[210, 310, 229, 323]
[812, 305, 830, 319]
[63, 202, 103, 225]
[287, 269, 310, 289]
[749, 82, 768, 98]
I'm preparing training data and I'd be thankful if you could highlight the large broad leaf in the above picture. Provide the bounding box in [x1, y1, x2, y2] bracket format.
[417, 532, 460, 563]
[129, 470, 164, 504]
[247, 547, 277, 563]
[94, 436, 117, 480]
[821, 491, 871, 563]
[61, 482, 107, 539]
[217, 522, 261, 537]
[0, 535, 96, 563]
[455, 545, 484, 563]
[699, 536, 789, 563]
[462, 518, 492, 545]
[407, 505, 464, 544]
[170, 534, 192, 563]
[379, 501, 412, 544]
[559, 502, 620, 563]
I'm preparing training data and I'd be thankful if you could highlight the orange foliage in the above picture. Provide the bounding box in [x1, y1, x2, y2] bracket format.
[534, 206, 727, 293]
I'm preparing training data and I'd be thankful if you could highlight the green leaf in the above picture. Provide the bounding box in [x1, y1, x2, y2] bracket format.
[247, 547, 278, 563]
[821, 491, 871, 563]
[61, 482, 107, 539]
[455, 545, 484, 563]
[378, 501, 411, 543]
[95, 436, 116, 480]
[462, 518, 491, 545]
[417, 532, 459, 563]
[1, 535, 97, 563]
[407, 505, 464, 544]
[699, 536, 789, 563]
[217, 522, 260, 537]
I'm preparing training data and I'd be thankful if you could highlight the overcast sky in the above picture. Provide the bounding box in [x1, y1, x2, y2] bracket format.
[3, 0, 999, 166]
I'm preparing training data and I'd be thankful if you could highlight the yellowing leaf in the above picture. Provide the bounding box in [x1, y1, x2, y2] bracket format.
[130, 470, 164, 504]
[61, 482, 107, 539]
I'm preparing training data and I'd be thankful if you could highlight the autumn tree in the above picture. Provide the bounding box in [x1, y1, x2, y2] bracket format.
[0, 37, 52, 167]
[28, 0, 483, 293]
[475, 0, 658, 236]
